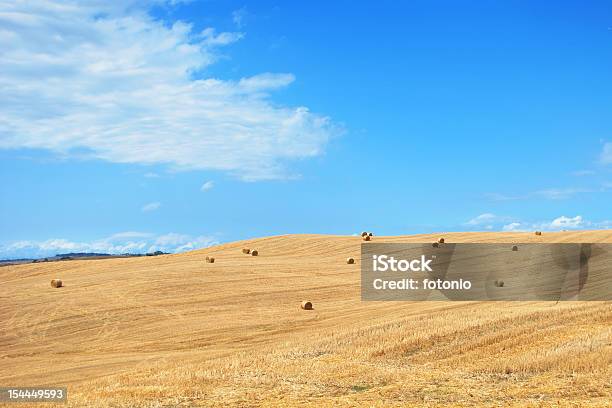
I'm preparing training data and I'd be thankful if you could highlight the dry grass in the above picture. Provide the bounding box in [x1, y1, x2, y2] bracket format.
[1, 231, 611, 407]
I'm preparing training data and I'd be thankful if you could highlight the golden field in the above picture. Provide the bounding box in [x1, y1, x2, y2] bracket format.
[1, 231, 611, 407]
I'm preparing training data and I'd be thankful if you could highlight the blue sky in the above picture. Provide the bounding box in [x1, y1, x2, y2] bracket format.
[1, 0, 611, 258]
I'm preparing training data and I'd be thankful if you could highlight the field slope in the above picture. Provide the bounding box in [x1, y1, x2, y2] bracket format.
[1, 231, 611, 407]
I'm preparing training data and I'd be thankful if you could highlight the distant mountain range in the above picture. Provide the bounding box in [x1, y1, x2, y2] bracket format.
[0, 251, 168, 266]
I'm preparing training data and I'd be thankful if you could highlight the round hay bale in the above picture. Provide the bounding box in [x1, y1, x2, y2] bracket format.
[251, 250, 259, 256]
[368, 232, 373, 237]
[346, 257, 355, 264]
[50, 279, 62, 288]
[535, 231, 542, 236]
[205, 256, 210, 261]
[432, 242, 439, 248]
[242, 248, 251, 254]
[301, 301, 313, 310]
[495, 280, 505, 288]
[361, 231, 368, 237]
[207, 257, 215, 263]
[512, 245, 518, 251]
[363, 235, 371, 241]
[438, 237, 445, 244]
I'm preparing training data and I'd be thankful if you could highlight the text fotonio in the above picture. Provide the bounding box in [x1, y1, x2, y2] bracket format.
[370, 254, 472, 291]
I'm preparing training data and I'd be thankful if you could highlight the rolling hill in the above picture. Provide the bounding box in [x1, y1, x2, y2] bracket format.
[1, 231, 610, 407]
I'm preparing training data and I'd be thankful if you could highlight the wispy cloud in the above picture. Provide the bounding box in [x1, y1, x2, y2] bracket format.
[487, 143, 612, 201]
[0, 232, 218, 259]
[533, 187, 595, 200]
[0, 1, 339, 181]
[501, 222, 524, 232]
[467, 214, 610, 232]
[465, 213, 512, 229]
[506, 215, 591, 232]
[142, 202, 161, 212]
[466, 213, 496, 225]
[501, 215, 612, 231]
[546, 215, 586, 229]
[232, 6, 248, 28]
[571, 169, 595, 176]
[200, 180, 214, 191]
[199, 27, 244, 47]
[144, 172, 159, 178]
[486, 185, 608, 201]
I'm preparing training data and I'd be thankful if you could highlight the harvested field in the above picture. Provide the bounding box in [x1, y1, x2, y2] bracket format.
[0, 231, 610, 407]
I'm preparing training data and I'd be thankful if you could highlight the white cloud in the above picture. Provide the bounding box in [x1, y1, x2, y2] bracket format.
[199, 27, 244, 47]
[534, 188, 593, 200]
[547, 215, 586, 230]
[200, 180, 214, 191]
[0, 1, 339, 181]
[470, 214, 610, 232]
[599, 220, 612, 229]
[505, 216, 587, 232]
[502, 222, 525, 232]
[504, 215, 604, 232]
[149, 233, 215, 253]
[465, 213, 513, 229]
[144, 172, 159, 178]
[141, 201, 161, 212]
[238, 73, 295, 92]
[601, 142, 612, 165]
[0, 231, 218, 259]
